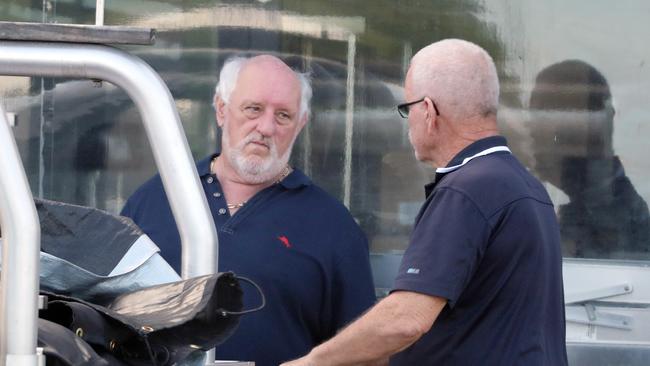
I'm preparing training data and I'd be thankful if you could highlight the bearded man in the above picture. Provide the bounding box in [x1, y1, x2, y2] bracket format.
[121, 55, 375, 366]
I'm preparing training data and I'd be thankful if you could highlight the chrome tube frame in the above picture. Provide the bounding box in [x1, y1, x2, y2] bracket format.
[0, 104, 41, 366]
[0, 41, 219, 365]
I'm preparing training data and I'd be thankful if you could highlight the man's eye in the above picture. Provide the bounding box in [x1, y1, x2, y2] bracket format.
[243, 105, 262, 117]
[277, 112, 291, 123]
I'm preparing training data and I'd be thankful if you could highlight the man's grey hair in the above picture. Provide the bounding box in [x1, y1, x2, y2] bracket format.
[214, 56, 313, 120]
[409, 39, 499, 121]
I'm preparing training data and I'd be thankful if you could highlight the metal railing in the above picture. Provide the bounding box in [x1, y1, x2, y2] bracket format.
[0, 40, 219, 365]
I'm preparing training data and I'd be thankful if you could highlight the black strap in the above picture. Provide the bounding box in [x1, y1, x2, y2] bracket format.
[140, 332, 158, 366]
[219, 276, 266, 316]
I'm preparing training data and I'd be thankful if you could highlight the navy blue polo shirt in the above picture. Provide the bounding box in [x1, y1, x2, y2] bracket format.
[121, 154, 376, 366]
[391, 136, 568, 365]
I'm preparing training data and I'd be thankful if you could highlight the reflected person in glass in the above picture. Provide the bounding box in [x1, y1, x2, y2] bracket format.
[121, 55, 375, 366]
[529, 60, 650, 260]
[283, 39, 567, 366]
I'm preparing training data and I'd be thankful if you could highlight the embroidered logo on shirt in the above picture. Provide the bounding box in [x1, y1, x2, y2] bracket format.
[407, 268, 420, 274]
[278, 235, 291, 248]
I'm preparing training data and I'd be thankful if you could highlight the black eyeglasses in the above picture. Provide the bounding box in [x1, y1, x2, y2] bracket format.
[397, 97, 440, 118]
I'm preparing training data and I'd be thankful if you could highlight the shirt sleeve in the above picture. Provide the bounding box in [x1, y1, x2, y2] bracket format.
[392, 187, 490, 308]
[330, 225, 376, 332]
[120, 176, 161, 222]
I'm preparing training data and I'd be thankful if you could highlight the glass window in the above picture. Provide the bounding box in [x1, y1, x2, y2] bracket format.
[3, 1, 650, 259]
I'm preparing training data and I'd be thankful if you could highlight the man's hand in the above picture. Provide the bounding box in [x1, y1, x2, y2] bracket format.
[280, 354, 315, 366]
[280, 355, 388, 366]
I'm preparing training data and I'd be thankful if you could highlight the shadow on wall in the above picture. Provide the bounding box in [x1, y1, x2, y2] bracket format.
[527, 60, 650, 260]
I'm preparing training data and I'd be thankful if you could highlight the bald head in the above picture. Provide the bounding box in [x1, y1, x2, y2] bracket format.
[215, 55, 312, 120]
[408, 39, 499, 122]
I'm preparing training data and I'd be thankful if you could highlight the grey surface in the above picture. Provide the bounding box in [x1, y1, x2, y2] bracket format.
[568, 342, 650, 366]
[0, 21, 154, 45]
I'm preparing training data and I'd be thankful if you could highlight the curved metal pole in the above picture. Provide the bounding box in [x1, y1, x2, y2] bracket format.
[0, 105, 41, 366]
[0, 40, 218, 364]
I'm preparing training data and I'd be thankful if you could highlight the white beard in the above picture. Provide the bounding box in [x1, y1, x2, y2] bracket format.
[222, 122, 295, 184]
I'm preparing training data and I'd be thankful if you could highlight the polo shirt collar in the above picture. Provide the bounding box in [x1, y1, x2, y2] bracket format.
[440, 135, 510, 172]
[197, 154, 217, 177]
[197, 153, 311, 190]
[279, 168, 312, 189]
[425, 135, 510, 197]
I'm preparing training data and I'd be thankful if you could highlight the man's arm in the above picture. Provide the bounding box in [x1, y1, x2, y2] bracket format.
[281, 290, 446, 366]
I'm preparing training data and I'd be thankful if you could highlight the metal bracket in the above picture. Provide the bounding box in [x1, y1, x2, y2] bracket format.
[38, 295, 48, 310]
[36, 347, 45, 366]
[566, 304, 633, 330]
[565, 283, 633, 304]
[5, 112, 16, 127]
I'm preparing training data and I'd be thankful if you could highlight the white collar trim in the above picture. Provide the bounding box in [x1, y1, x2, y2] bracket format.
[436, 146, 511, 174]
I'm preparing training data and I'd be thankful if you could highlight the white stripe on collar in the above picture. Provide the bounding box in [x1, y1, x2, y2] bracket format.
[435, 146, 511, 174]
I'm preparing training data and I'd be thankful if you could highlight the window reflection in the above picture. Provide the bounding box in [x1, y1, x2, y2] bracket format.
[529, 60, 650, 260]
[1, 0, 512, 259]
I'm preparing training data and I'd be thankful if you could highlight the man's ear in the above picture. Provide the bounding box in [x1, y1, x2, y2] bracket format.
[297, 113, 308, 132]
[424, 98, 438, 135]
[215, 97, 226, 127]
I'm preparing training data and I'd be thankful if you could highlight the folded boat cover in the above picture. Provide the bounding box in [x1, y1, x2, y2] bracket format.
[1, 198, 180, 305]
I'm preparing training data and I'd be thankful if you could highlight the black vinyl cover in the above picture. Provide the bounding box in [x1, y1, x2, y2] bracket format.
[38, 318, 122, 366]
[40, 272, 244, 366]
[35, 198, 142, 276]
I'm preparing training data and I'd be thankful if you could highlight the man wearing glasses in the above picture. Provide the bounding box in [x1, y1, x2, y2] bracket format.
[283, 39, 568, 365]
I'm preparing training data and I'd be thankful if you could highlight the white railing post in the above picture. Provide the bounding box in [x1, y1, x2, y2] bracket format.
[0, 104, 41, 366]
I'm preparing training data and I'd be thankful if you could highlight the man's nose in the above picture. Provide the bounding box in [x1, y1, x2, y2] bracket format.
[256, 110, 276, 136]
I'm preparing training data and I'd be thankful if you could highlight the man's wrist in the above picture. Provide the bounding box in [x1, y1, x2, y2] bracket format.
[308, 345, 329, 366]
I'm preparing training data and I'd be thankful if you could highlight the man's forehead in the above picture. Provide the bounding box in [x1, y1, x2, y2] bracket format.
[232, 59, 301, 107]
[247, 55, 290, 68]
[242, 57, 298, 82]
